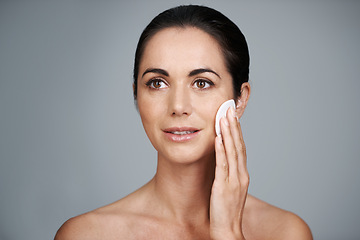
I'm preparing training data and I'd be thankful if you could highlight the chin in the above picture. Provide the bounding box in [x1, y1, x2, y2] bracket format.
[158, 143, 215, 165]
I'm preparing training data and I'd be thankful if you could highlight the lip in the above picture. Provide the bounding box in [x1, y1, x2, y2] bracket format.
[162, 127, 201, 142]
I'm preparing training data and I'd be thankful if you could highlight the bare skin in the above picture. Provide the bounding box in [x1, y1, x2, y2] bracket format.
[55, 27, 312, 240]
[55, 190, 311, 239]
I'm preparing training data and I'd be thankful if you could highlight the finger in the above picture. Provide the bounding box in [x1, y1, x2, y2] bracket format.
[214, 134, 228, 181]
[226, 106, 249, 191]
[234, 118, 250, 189]
[236, 119, 248, 176]
[220, 114, 238, 180]
[226, 106, 241, 172]
[226, 107, 246, 174]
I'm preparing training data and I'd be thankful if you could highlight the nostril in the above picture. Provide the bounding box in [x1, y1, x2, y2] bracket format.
[172, 111, 189, 116]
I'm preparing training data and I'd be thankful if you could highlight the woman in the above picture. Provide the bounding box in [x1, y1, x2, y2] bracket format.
[55, 5, 312, 239]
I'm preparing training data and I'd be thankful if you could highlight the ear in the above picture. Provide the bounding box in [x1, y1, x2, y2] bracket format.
[235, 82, 251, 119]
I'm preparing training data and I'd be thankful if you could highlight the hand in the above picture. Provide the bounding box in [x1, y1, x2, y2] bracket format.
[210, 106, 249, 240]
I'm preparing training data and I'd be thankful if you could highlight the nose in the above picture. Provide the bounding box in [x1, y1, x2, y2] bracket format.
[168, 85, 192, 116]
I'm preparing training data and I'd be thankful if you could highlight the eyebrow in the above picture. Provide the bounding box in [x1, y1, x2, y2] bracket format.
[141, 67, 221, 79]
[142, 68, 169, 78]
[188, 68, 221, 78]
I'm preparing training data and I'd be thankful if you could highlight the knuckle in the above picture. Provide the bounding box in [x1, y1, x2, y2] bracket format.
[240, 173, 250, 186]
[240, 148, 247, 158]
[222, 162, 228, 172]
[233, 151, 238, 160]
[237, 142, 246, 155]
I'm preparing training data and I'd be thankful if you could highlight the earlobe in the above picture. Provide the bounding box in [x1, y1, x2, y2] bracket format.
[235, 82, 251, 119]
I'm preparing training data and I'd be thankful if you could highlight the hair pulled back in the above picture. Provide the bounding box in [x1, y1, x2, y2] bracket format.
[133, 5, 249, 100]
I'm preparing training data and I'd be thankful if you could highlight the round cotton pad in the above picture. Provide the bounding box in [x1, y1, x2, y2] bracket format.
[215, 99, 236, 136]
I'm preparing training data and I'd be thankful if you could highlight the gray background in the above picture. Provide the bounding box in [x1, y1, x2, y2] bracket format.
[1, 1, 359, 239]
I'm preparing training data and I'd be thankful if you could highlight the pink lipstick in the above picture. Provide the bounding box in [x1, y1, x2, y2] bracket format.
[163, 127, 200, 142]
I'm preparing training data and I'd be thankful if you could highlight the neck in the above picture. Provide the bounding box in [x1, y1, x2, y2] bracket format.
[150, 152, 216, 224]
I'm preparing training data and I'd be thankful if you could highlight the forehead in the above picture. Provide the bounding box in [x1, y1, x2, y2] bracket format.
[140, 27, 228, 74]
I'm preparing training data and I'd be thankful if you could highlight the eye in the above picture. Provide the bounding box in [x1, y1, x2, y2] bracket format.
[194, 79, 213, 89]
[146, 79, 168, 89]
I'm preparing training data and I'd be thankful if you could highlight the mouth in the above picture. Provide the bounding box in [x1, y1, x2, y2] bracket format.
[166, 130, 198, 135]
[163, 127, 200, 142]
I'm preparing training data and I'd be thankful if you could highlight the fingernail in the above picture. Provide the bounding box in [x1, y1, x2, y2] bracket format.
[216, 135, 222, 144]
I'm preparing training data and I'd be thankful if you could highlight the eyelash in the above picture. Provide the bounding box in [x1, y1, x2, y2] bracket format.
[193, 79, 214, 89]
[145, 78, 168, 89]
[145, 78, 214, 90]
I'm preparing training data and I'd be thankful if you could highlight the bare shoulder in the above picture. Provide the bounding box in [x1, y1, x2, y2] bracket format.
[54, 199, 136, 240]
[245, 195, 313, 240]
[54, 211, 101, 240]
[54, 187, 151, 240]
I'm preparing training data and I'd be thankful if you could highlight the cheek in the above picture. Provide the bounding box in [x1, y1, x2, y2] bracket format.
[137, 96, 152, 125]
[197, 99, 220, 127]
[139, 104, 154, 127]
[137, 95, 165, 134]
[196, 93, 234, 131]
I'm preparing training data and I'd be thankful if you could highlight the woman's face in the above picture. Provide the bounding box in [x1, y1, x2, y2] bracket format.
[137, 27, 235, 164]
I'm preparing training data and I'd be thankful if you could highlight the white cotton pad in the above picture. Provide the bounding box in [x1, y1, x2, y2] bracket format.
[215, 99, 236, 136]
